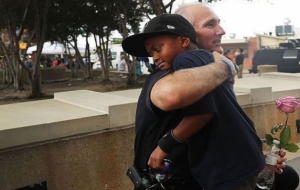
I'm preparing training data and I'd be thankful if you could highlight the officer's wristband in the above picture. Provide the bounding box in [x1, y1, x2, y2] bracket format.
[219, 59, 234, 79]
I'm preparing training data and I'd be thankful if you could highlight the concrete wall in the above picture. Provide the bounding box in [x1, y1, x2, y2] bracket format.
[1, 73, 300, 189]
[41, 67, 102, 81]
[0, 127, 135, 190]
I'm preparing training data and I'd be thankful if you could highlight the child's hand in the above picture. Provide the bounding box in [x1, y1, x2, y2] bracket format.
[212, 51, 226, 62]
[148, 146, 168, 170]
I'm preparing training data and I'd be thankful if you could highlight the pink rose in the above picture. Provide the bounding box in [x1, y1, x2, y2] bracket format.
[275, 96, 300, 113]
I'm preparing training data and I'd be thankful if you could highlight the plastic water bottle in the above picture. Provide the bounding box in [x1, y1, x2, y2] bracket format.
[256, 140, 280, 190]
[155, 159, 172, 182]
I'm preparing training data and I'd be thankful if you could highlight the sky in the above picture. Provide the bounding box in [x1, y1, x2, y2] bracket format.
[112, 0, 300, 39]
[170, 0, 300, 39]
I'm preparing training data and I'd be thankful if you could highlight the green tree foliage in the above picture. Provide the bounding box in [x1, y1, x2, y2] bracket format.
[0, 0, 178, 94]
[46, 0, 149, 84]
[0, 0, 50, 98]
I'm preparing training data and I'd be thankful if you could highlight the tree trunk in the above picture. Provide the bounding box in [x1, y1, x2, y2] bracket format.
[97, 38, 110, 83]
[116, 10, 136, 85]
[12, 54, 23, 91]
[126, 56, 136, 85]
[149, 0, 165, 15]
[30, 65, 42, 97]
[84, 36, 93, 79]
[74, 48, 88, 79]
[29, 0, 50, 97]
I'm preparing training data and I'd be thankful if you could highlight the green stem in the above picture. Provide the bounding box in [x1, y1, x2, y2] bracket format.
[279, 113, 290, 152]
[284, 113, 289, 129]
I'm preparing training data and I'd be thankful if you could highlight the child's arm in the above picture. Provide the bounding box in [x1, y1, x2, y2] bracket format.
[148, 114, 213, 169]
[172, 114, 213, 141]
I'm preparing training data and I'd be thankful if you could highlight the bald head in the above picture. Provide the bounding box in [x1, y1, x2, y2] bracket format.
[175, 3, 211, 24]
[175, 3, 226, 53]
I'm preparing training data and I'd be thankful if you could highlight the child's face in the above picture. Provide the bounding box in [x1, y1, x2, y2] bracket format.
[144, 35, 185, 70]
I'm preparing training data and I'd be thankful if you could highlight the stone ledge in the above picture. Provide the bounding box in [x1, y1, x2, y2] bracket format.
[262, 72, 300, 81]
[54, 90, 137, 128]
[234, 75, 300, 102]
[235, 92, 251, 106]
[106, 89, 142, 99]
[0, 90, 139, 150]
[0, 99, 108, 150]
[234, 87, 272, 104]
[2, 72, 300, 150]
[257, 65, 277, 76]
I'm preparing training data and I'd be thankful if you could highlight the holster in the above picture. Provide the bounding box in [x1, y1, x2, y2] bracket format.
[127, 165, 159, 190]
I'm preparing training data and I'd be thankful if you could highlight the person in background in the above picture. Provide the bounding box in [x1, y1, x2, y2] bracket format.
[65, 56, 71, 69]
[70, 56, 77, 78]
[59, 57, 65, 67]
[137, 56, 152, 73]
[51, 55, 59, 67]
[235, 48, 245, 78]
[62, 56, 68, 67]
[24, 55, 32, 68]
[107, 54, 113, 69]
[135, 57, 143, 76]
[29, 51, 43, 68]
[224, 50, 235, 62]
[117, 55, 126, 71]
